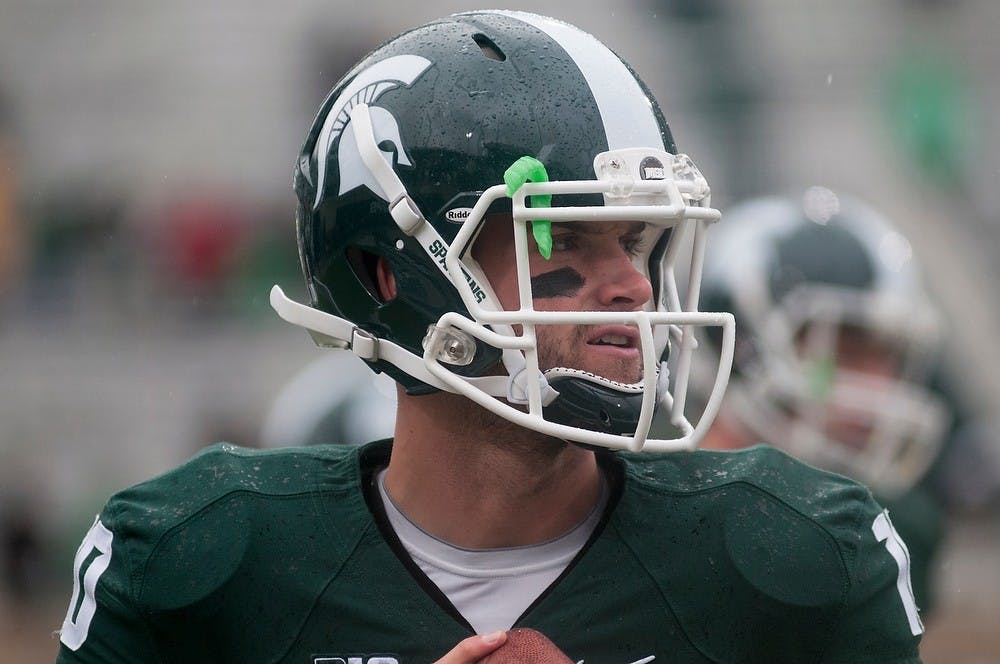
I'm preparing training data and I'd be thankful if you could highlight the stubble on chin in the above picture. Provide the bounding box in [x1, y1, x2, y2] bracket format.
[535, 326, 644, 385]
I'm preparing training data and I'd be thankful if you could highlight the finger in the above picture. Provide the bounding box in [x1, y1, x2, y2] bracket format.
[433, 630, 507, 663]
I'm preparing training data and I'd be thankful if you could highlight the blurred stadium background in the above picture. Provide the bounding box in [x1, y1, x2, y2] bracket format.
[1, 1, 998, 661]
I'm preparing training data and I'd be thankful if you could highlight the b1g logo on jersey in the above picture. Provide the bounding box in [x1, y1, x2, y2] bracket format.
[313, 657, 399, 664]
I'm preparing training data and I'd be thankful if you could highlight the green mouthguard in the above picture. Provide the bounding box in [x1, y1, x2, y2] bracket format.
[503, 156, 552, 259]
[808, 357, 836, 400]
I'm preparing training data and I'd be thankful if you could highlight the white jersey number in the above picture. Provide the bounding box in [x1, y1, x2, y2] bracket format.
[60, 517, 114, 650]
[871, 509, 923, 636]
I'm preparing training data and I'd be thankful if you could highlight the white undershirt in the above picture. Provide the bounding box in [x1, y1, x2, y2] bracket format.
[376, 468, 608, 634]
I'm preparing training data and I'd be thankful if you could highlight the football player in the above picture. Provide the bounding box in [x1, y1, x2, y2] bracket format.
[259, 353, 398, 448]
[697, 186, 950, 615]
[57, 12, 925, 663]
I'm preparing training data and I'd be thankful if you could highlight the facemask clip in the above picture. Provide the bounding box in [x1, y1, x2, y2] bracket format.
[423, 324, 477, 366]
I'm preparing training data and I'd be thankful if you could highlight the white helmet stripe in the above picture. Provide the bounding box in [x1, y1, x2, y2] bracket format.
[493, 11, 666, 152]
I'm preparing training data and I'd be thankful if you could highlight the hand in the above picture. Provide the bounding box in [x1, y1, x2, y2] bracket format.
[433, 631, 508, 663]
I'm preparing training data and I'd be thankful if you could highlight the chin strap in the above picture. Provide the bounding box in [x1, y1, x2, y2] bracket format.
[505, 358, 561, 406]
[270, 285, 512, 396]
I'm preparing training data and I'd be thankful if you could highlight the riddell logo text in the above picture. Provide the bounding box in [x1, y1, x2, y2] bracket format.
[445, 208, 474, 223]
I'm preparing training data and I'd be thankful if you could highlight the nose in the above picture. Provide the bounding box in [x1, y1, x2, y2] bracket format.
[592, 247, 654, 310]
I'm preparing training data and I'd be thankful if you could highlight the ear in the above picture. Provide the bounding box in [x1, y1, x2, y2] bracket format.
[376, 256, 398, 301]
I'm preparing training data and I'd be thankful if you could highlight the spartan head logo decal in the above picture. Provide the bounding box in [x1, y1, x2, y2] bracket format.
[311, 55, 433, 208]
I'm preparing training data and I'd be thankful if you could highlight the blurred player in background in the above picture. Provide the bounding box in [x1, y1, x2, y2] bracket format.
[697, 185, 950, 614]
[259, 353, 397, 448]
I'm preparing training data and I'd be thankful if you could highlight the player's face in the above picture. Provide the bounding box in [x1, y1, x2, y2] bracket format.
[801, 324, 902, 448]
[474, 216, 654, 383]
[831, 326, 901, 378]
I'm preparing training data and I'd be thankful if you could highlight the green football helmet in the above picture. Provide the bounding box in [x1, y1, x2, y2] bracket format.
[699, 186, 948, 495]
[271, 10, 735, 452]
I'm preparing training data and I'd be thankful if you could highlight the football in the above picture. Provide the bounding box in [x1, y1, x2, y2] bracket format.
[479, 628, 574, 664]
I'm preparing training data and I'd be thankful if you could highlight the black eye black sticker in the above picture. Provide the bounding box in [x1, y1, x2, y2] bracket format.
[530, 266, 585, 298]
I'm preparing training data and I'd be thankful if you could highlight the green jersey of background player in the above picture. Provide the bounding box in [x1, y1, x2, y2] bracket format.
[57, 10, 925, 663]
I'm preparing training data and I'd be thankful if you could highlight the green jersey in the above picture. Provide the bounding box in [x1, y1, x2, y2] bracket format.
[57, 441, 922, 663]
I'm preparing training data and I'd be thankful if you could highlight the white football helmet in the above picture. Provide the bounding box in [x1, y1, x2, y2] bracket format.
[699, 186, 948, 495]
[270, 10, 735, 452]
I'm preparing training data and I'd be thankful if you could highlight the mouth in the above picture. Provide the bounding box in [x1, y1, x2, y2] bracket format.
[823, 411, 876, 451]
[586, 325, 640, 353]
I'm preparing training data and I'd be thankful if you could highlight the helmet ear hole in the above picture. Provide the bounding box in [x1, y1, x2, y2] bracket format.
[375, 256, 398, 302]
[346, 247, 392, 303]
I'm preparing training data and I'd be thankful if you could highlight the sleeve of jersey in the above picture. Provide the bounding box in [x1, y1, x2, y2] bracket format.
[55, 499, 161, 663]
[821, 489, 925, 663]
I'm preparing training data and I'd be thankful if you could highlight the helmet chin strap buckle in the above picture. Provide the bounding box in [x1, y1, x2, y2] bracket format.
[349, 327, 379, 361]
[505, 365, 559, 406]
[388, 194, 424, 235]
